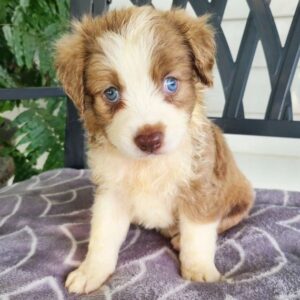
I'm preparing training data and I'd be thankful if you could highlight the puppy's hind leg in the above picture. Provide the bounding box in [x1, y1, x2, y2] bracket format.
[160, 225, 180, 251]
[218, 187, 254, 234]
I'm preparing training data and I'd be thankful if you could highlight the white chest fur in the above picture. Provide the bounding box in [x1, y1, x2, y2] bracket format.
[88, 140, 193, 230]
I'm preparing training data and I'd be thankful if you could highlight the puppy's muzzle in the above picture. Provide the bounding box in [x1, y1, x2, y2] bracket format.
[134, 131, 163, 153]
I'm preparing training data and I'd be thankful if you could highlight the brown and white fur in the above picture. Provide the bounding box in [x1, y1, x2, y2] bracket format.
[55, 6, 254, 294]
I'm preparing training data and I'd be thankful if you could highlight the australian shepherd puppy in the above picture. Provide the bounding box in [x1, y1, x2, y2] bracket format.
[55, 6, 254, 294]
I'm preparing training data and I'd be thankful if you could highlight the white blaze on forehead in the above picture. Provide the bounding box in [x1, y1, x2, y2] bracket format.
[98, 9, 158, 101]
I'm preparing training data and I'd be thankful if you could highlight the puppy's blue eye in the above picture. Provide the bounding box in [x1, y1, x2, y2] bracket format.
[164, 76, 178, 94]
[104, 87, 120, 103]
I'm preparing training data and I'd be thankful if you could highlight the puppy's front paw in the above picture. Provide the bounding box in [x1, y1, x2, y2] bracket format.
[65, 261, 111, 294]
[181, 263, 221, 283]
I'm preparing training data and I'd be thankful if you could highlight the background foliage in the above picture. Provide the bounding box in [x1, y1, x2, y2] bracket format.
[0, 0, 70, 182]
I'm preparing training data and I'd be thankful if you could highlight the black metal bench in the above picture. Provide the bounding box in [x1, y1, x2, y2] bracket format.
[0, 0, 299, 170]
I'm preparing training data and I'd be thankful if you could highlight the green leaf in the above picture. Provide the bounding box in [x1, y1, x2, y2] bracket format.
[12, 5, 24, 24]
[20, 0, 29, 9]
[38, 46, 52, 76]
[56, 0, 69, 19]
[15, 29, 24, 67]
[2, 25, 13, 49]
[0, 101, 15, 112]
[11, 149, 39, 182]
[14, 108, 32, 125]
[43, 23, 59, 37]
[0, 0, 10, 22]
[43, 145, 64, 170]
[22, 34, 35, 68]
[0, 65, 17, 87]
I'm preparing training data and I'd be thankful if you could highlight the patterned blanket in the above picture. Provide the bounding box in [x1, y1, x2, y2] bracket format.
[0, 169, 299, 299]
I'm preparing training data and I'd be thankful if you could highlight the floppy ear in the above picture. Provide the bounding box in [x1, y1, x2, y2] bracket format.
[55, 25, 86, 114]
[165, 10, 216, 86]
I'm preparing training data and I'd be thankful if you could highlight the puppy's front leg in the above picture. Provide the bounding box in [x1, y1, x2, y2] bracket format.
[179, 213, 221, 282]
[66, 191, 130, 294]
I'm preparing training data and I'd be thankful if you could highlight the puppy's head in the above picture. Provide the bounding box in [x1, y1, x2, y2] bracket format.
[55, 7, 215, 158]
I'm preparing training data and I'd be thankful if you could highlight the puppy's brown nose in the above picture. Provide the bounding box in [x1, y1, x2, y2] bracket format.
[134, 132, 163, 153]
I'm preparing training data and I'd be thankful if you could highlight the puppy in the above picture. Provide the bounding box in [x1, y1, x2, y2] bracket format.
[55, 6, 254, 294]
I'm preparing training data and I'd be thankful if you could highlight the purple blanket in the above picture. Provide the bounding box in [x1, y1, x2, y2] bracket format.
[0, 169, 299, 299]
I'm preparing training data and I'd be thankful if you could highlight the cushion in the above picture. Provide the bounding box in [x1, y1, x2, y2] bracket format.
[0, 169, 299, 299]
